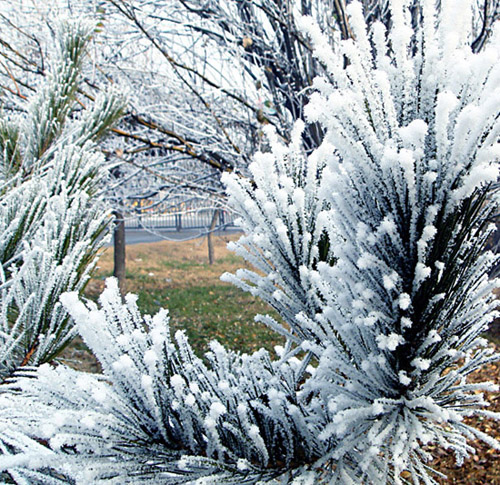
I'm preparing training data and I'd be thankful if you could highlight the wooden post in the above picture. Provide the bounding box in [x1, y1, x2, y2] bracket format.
[113, 211, 126, 295]
[207, 209, 220, 265]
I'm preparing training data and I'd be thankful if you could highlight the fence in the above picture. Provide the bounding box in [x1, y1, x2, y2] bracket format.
[124, 209, 238, 232]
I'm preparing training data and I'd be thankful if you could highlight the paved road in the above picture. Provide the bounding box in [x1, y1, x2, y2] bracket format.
[113, 227, 242, 246]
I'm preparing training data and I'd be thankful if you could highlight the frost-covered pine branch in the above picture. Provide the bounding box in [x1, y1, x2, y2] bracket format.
[2, 278, 381, 484]
[0, 20, 125, 376]
[221, 121, 336, 351]
[229, 0, 500, 479]
[0, 20, 125, 484]
[1, 1, 499, 484]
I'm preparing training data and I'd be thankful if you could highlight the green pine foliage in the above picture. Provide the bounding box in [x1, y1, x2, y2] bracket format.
[0, 20, 125, 379]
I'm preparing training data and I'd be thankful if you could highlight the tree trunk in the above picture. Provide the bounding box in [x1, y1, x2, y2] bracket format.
[113, 211, 126, 295]
[207, 209, 219, 265]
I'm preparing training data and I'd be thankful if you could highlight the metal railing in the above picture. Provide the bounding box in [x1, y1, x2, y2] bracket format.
[124, 209, 238, 231]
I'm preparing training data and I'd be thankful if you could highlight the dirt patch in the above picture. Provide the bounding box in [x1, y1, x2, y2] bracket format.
[430, 355, 500, 484]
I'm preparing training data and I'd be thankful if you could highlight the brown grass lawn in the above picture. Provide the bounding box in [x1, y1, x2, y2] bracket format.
[83, 233, 284, 355]
[60, 233, 499, 484]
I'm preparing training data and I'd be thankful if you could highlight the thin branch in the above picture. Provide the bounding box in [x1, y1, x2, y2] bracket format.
[0, 59, 28, 100]
[108, 0, 255, 159]
[110, 152, 227, 199]
[110, 125, 230, 173]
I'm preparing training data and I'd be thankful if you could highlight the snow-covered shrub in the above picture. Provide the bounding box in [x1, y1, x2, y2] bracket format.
[0, 20, 125, 483]
[1, 1, 499, 484]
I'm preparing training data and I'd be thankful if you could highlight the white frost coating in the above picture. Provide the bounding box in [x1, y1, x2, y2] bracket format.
[383, 272, 399, 290]
[141, 375, 153, 390]
[411, 358, 431, 371]
[170, 374, 185, 392]
[453, 162, 499, 202]
[237, 458, 250, 471]
[398, 293, 411, 310]
[376, 333, 405, 351]
[60, 292, 89, 322]
[143, 349, 158, 366]
[398, 371, 411, 386]
[112, 354, 135, 372]
[422, 225, 437, 241]
[371, 401, 385, 415]
[185, 394, 196, 407]
[379, 217, 396, 236]
[209, 402, 226, 419]
[414, 263, 432, 286]
[398, 119, 428, 148]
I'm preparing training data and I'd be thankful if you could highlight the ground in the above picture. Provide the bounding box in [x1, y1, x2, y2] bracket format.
[61, 233, 500, 484]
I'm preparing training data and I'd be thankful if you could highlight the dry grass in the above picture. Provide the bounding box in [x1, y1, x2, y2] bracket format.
[61, 233, 283, 371]
[89, 232, 246, 291]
